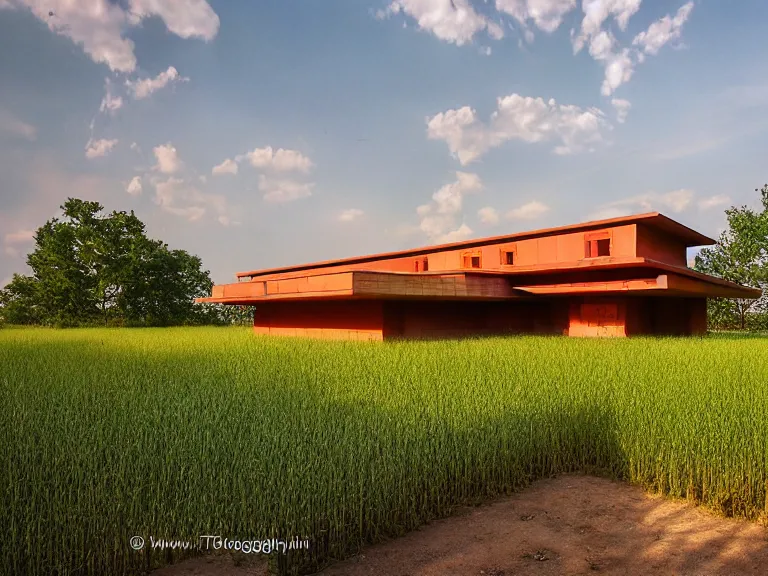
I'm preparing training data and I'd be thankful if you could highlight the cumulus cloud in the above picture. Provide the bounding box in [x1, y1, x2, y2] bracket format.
[0, 0, 219, 73]
[0, 108, 36, 140]
[507, 200, 550, 220]
[572, 0, 642, 54]
[259, 175, 315, 203]
[496, 0, 576, 34]
[611, 98, 631, 123]
[590, 188, 696, 219]
[477, 206, 500, 225]
[417, 171, 482, 243]
[698, 194, 730, 210]
[212, 158, 238, 176]
[99, 78, 123, 113]
[153, 176, 231, 223]
[4, 229, 35, 244]
[153, 143, 182, 174]
[85, 138, 118, 159]
[126, 176, 142, 196]
[427, 94, 611, 164]
[339, 208, 364, 222]
[126, 66, 188, 99]
[377, 0, 504, 45]
[236, 146, 314, 173]
[633, 2, 694, 56]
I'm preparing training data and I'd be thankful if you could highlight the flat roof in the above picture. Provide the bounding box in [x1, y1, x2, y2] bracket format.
[236, 212, 716, 279]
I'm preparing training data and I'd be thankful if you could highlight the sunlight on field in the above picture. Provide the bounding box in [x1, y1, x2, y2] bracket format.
[2, 328, 767, 575]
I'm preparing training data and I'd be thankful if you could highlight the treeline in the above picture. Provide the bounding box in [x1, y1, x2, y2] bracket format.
[0, 199, 253, 327]
[694, 184, 768, 331]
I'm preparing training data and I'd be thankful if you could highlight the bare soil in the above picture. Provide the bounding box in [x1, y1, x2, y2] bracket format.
[153, 474, 768, 576]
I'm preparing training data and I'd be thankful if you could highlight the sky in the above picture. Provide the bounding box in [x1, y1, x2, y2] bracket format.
[1, 0, 767, 287]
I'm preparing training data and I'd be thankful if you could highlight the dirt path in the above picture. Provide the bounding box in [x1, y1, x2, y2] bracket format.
[153, 475, 768, 576]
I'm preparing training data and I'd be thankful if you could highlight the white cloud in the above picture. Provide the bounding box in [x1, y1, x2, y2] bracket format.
[572, 0, 642, 54]
[339, 208, 364, 222]
[611, 98, 631, 123]
[85, 138, 118, 159]
[507, 200, 550, 219]
[426, 94, 610, 164]
[418, 171, 482, 243]
[259, 175, 315, 203]
[153, 143, 182, 174]
[126, 66, 188, 99]
[1, 0, 136, 72]
[237, 146, 314, 173]
[130, 142, 140, 153]
[99, 78, 122, 114]
[0, 108, 36, 140]
[582, 30, 636, 96]
[591, 188, 696, 219]
[153, 177, 231, 223]
[126, 176, 143, 196]
[496, 0, 576, 34]
[4, 229, 35, 244]
[478, 206, 500, 225]
[0, 0, 219, 73]
[633, 2, 694, 56]
[128, 0, 220, 41]
[698, 194, 730, 210]
[378, 0, 504, 46]
[212, 158, 238, 176]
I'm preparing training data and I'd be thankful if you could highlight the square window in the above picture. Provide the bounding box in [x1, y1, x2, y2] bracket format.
[505, 251, 515, 265]
[595, 238, 610, 257]
[471, 256, 481, 268]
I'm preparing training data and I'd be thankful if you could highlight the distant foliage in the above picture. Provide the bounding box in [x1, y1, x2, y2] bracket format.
[0, 198, 234, 327]
[694, 184, 768, 331]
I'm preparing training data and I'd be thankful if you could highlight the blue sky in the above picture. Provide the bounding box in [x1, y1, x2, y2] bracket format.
[1, 0, 766, 286]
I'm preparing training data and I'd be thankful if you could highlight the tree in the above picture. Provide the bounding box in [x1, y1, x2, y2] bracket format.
[0, 198, 225, 327]
[694, 184, 768, 330]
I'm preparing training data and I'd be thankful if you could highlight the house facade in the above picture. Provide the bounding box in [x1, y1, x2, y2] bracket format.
[196, 213, 761, 340]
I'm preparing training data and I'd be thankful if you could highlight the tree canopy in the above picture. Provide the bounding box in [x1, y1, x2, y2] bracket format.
[694, 184, 768, 330]
[0, 198, 246, 327]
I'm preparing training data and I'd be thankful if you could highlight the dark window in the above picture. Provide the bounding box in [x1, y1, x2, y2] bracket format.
[471, 256, 481, 268]
[423, 257, 429, 272]
[586, 237, 611, 258]
[414, 260, 420, 272]
[505, 251, 515, 265]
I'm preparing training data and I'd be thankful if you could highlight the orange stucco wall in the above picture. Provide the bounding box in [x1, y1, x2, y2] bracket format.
[245, 224, 641, 283]
[252, 296, 707, 341]
[635, 223, 687, 266]
[253, 300, 385, 341]
[567, 296, 707, 337]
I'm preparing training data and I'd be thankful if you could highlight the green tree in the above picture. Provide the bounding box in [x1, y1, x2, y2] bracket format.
[694, 184, 768, 330]
[0, 198, 224, 327]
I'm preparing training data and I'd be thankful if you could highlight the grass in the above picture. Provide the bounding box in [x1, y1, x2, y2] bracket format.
[1, 327, 767, 575]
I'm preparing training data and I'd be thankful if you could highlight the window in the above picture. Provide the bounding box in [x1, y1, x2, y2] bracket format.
[505, 251, 515, 265]
[423, 257, 429, 272]
[414, 259, 420, 272]
[585, 232, 612, 258]
[461, 251, 482, 269]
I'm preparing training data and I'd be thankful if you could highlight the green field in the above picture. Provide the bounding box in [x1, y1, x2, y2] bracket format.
[2, 327, 768, 575]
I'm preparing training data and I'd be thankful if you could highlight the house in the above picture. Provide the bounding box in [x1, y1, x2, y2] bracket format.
[196, 212, 761, 339]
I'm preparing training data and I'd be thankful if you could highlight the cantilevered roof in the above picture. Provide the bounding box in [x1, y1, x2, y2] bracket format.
[236, 212, 716, 279]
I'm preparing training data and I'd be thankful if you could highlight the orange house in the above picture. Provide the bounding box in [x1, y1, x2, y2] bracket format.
[196, 212, 761, 340]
